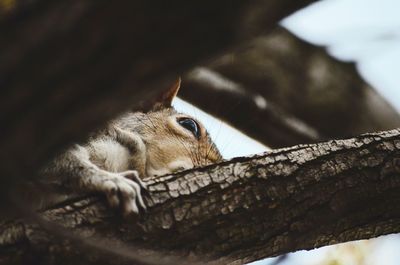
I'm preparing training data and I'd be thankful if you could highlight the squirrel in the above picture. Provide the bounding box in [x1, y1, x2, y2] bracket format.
[36, 79, 223, 216]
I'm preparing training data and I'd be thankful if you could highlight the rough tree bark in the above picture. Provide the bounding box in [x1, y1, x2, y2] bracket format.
[1, 128, 400, 265]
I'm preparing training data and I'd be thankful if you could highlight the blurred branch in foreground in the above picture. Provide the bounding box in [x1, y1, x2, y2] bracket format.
[0, 0, 317, 193]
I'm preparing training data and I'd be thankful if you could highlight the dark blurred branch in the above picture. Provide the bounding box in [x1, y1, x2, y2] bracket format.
[183, 67, 320, 147]
[181, 28, 400, 148]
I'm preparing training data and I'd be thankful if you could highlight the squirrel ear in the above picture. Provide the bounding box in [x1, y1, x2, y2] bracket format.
[153, 77, 181, 110]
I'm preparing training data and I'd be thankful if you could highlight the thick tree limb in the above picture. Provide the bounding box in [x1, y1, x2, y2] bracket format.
[2, 128, 400, 264]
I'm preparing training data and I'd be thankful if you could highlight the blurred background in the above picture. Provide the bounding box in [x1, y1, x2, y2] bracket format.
[1, 0, 399, 264]
[174, 0, 400, 264]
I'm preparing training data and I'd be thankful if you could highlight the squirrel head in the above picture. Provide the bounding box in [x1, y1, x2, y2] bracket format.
[132, 78, 223, 178]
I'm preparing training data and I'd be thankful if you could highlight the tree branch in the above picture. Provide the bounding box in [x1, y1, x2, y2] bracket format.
[183, 67, 320, 147]
[2, 128, 400, 264]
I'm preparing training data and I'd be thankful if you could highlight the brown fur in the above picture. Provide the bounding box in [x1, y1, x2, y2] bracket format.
[113, 108, 222, 178]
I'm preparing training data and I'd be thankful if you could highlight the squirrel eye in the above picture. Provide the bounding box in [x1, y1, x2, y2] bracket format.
[177, 118, 201, 139]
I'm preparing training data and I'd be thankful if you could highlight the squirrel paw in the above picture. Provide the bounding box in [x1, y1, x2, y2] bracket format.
[100, 170, 147, 217]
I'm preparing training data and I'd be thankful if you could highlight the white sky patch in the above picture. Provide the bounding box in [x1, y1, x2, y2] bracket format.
[173, 98, 269, 159]
[357, 48, 400, 112]
[282, 0, 400, 47]
[368, 235, 400, 265]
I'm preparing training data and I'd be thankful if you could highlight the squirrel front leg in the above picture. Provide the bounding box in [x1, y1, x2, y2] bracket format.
[110, 126, 147, 178]
[42, 145, 146, 216]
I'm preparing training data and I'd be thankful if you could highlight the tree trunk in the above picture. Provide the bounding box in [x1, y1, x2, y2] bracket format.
[2, 128, 400, 265]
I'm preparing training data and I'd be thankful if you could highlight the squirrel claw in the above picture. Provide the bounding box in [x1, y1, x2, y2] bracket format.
[101, 170, 147, 217]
